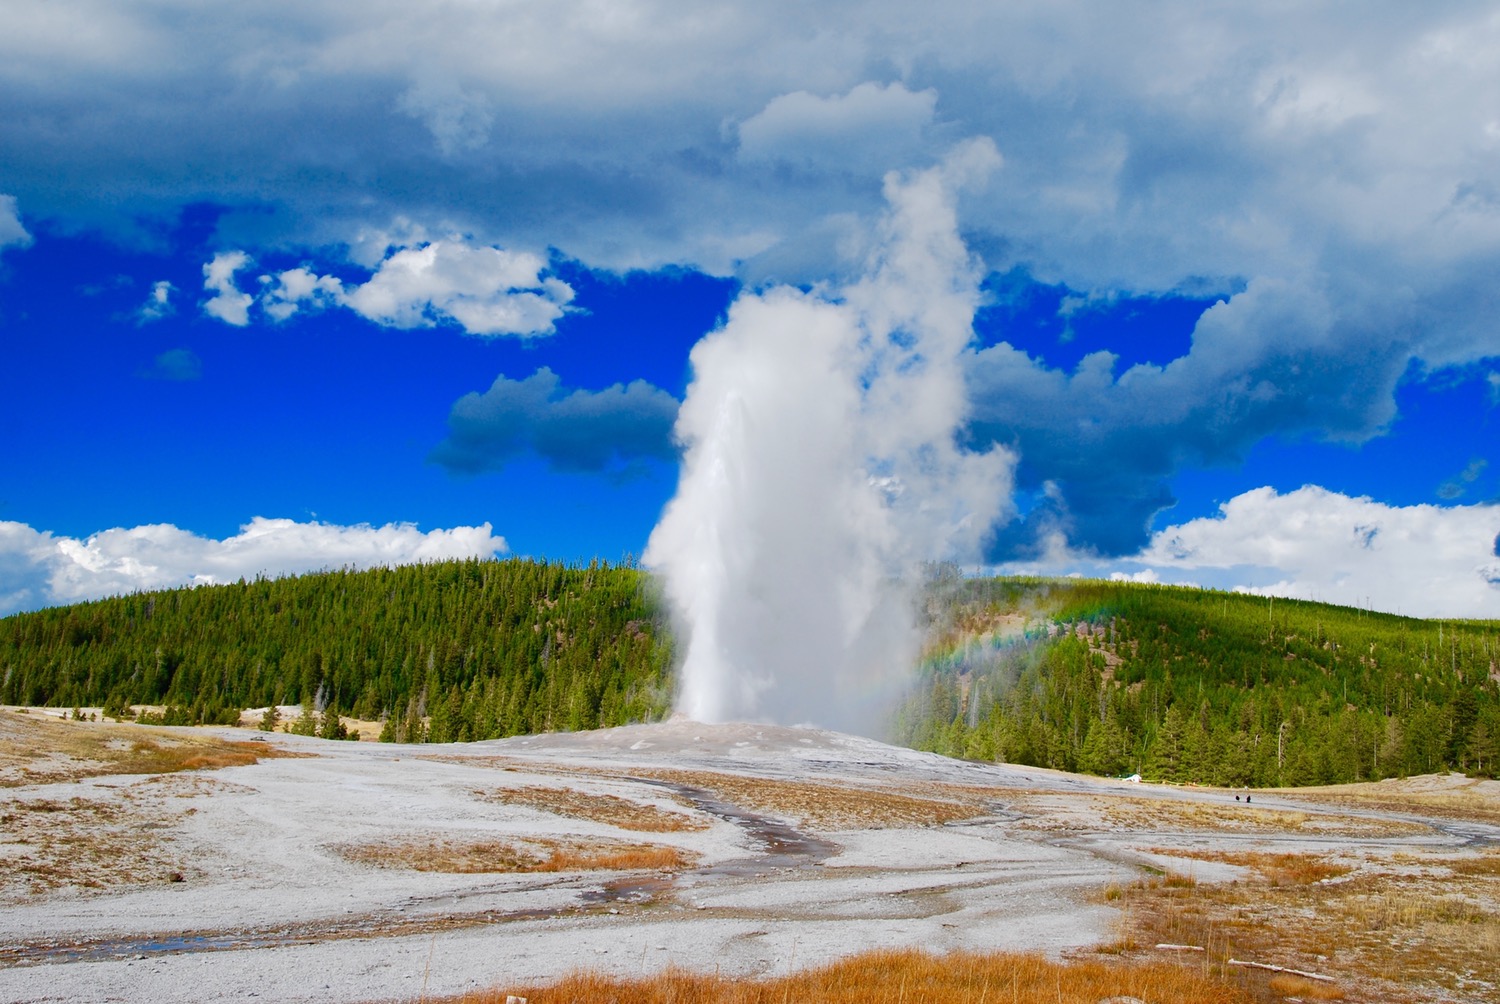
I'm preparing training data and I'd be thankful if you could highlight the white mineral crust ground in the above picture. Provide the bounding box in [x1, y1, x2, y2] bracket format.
[1, 718, 1494, 1003]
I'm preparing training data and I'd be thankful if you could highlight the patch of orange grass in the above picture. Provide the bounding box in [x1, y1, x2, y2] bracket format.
[338, 835, 693, 874]
[536, 843, 688, 872]
[637, 769, 982, 829]
[483, 785, 708, 832]
[1269, 973, 1346, 999]
[437, 948, 1255, 1004]
[0, 712, 294, 787]
[1150, 848, 1352, 885]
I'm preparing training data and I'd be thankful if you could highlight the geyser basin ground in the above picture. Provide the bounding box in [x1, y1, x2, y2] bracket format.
[1, 713, 1497, 1004]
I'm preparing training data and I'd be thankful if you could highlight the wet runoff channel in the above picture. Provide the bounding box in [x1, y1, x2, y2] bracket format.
[582, 778, 839, 907]
[6, 779, 838, 966]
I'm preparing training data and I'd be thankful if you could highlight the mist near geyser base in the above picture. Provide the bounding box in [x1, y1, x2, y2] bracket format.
[643, 141, 1016, 737]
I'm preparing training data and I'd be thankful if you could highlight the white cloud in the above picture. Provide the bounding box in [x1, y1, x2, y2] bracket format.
[0, 517, 508, 616]
[204, 240, 573, 337]
[0, 194, 30, 251]
[1122, 487, 1500, 619]
[261, 266, 344, 321]
[201, 250, 254, 326]
[341, 241, 573, 336]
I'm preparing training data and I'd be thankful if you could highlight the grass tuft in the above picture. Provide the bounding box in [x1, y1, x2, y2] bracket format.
[338, 835, 694, 874]
[1268, 973, 1346, 999]
[481, 785, 709, 832]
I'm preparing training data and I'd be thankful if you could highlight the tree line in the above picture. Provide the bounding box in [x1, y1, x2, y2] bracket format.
[4, 562, 1497, 785]
[892, 575, 1500, 784]
[0, 558, 673, 739]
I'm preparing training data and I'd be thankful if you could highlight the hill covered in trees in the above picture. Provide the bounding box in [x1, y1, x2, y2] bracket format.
[0, 559, 673, 740]
[2, 561, 1497, 785]
[894, 573, 1500, 785]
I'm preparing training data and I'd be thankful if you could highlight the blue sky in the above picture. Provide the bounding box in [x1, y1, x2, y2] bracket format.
[1, 1, 1498, 618]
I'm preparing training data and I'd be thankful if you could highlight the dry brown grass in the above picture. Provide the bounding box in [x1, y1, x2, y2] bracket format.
[1109, 848, 1500, 1004]
[0, 711, 303, 901]
[1008, 791, 1433, 838]
[1150, 848, 1353, 885]
[636, 769, 984, 829]
[434, 948, 1256, 1004]
[480, 785, 709, 832]
[0, 710, 294, 787]
[1268, 973, 1345, 1000]
[337, 834, 694, 874]
[1292, 775, 1500, 826]
[1449, 846, 1500, 877]
[0, 790, 193, 899]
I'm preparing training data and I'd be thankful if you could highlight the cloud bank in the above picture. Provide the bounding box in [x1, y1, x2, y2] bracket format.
[1003, 487, 1500, 619]
[0, 518, 507, 616]
[1141, 487, 1500, 619]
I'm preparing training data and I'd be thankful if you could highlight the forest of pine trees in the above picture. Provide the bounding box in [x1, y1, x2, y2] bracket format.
[0, 558, 673, 740]
[2, 561, 1497, 786]
[892, 574, 1500, 785]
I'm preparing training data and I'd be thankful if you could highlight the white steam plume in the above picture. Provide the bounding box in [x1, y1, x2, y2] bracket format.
[644, 140, 1015, 732]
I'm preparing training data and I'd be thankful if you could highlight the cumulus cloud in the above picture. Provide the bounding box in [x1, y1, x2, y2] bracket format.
[341, 241, 573, 336]
[203, 240, 573, 337]
[202, 251, 254, 326]
[1046, 487, 1500, 619]
[0, 194, 30, 252]
[431, 367, 679, 475]
[260, 266, 343, 322]
[139, 347, 201, 381]
[0, 517, 507, 616]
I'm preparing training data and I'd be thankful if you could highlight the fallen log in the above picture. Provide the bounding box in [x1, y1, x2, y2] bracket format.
[1227, 958, 1334, 982]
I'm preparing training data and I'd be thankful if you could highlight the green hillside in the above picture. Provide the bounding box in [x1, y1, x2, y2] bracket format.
[0, 558, 673, 740]
[894, 573, 1500, 785]
[3, 563, 1497, 785]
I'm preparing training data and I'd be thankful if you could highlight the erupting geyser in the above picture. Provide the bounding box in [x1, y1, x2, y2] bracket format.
[644, 140, 1015, 733]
